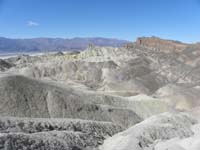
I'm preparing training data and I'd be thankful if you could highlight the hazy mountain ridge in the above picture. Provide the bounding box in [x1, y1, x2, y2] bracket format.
[0, 37, 129, 53]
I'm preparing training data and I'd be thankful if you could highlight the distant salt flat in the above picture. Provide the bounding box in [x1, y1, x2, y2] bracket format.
[0, 51, 66, 59]
[0, 52, 42, 59]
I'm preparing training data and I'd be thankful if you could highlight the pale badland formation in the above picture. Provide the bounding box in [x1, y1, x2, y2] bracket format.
[1, 36, 200, 150]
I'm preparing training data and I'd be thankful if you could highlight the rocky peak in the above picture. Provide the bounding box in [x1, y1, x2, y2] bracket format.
[135, 36, 188, 53]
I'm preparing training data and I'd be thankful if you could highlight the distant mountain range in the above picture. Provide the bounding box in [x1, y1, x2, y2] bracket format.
[0, 37, 129, 53]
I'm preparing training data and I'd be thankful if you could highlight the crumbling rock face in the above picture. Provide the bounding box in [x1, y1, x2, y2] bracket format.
[0, 117, 123, 150]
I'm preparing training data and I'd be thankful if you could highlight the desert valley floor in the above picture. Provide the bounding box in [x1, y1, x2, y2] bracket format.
[1, 37, 200, 150]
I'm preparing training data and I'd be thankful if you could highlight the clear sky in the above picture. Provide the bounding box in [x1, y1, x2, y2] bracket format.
[0, 0, 200, 42]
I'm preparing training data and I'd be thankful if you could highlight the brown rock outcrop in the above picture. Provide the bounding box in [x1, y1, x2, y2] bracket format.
[136, 36, 188, 53]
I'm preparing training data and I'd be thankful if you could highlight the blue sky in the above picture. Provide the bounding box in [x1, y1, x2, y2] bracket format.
[0, 0, 200, 42]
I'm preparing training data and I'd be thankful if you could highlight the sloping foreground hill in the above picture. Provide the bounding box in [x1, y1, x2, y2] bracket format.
[0, 74, 171, 126]
[100, 112, 197, 150]
[152, 122, 200, 150]
[0, 74, 170, 149]
[0, 74, 143, 128]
